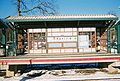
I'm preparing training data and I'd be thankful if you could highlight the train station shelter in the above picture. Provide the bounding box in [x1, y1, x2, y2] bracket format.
[1, 14, 120, 56]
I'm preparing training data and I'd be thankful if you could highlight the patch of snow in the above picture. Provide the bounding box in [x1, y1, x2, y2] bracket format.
[1, 69, 120, 81]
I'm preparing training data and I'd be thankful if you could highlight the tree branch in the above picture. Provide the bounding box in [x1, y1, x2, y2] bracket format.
[20, 0, 56, 15]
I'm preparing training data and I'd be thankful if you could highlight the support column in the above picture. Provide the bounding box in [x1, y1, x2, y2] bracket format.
[107, 30, 111, 53]
[2, 28, 6, 56]
[12, 28, 16, 56]
[2, 28, 5, 45]
[116, 24, 120, 53]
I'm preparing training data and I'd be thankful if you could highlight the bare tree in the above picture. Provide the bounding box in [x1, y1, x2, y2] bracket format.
[108, 11, 117, 16]
[15, 0, 56, 16]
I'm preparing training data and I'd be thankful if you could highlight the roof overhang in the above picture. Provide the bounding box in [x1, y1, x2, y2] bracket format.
[6, 14, 118, 22]
[4, 14, 118, 29]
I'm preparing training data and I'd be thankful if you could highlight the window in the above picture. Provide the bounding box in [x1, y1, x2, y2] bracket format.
[28, 29, 47, 53]
[49, 43, 62, 48]
[63, 43, 77, 47]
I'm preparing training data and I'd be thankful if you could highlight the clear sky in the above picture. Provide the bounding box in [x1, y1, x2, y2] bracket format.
[0, 0, 120, 18]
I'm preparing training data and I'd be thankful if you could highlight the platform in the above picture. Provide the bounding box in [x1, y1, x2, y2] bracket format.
[0, 53, 120, 65]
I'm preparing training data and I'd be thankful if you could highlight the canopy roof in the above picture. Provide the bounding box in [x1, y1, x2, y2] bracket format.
[5, 14, 118, 29]
[6, 14, 118, 22]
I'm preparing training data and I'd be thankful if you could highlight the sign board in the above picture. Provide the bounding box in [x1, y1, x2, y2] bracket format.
[78, 35, 89, 48]
[47, 37, 77, 42]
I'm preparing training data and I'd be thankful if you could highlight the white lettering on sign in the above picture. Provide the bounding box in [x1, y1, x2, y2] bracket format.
[47, 37, 77, 42]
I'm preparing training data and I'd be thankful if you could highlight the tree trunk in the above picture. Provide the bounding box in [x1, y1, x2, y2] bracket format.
[17, 0, 21, 16]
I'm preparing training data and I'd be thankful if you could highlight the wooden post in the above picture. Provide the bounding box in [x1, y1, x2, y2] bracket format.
[17, 0, 21, 16]
[0, 62, 14, 77]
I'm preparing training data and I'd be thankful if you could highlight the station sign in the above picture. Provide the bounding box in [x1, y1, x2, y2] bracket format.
[47, 37, 77, 42]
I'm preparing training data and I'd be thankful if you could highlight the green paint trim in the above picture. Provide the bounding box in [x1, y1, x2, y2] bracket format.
[13, 29, 16, 56]
[116, 25, 120, 53]
[107, 30, 111, 53]
[115, 21, 120, 26]
[1, 29, 5, 44]
[0, 19, 9, 28]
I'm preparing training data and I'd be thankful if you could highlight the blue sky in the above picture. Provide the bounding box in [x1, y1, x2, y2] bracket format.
[0, 0, 120, 18]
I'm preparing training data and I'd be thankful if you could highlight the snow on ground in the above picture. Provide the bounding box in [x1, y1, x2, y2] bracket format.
[1, 69, 120, 81]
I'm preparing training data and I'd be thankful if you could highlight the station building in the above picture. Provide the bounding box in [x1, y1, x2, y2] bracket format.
[0, 14, 120, 56]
